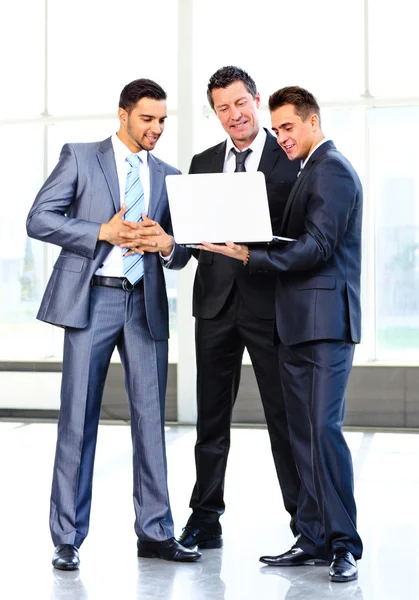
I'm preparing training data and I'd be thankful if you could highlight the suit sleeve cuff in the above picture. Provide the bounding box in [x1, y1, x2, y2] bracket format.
[160, 247, 175, 263]
[249, 247, 270, 274]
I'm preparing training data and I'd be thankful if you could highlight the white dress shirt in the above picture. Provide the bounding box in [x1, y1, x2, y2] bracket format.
[95, 134, 150, 277]
[223, 127, 267, 173]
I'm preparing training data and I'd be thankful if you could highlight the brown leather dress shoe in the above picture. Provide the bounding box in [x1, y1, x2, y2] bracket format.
[137, 537, 202, 562]
[329, 550, 358, 582]
[52, 544, 80, 570]
[177, 526, 223, 549]
[260, 544, 317, 566]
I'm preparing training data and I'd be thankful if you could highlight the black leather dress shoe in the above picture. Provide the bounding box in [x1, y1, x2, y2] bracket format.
[137, 537, 202, 562]
[329, 550, 358, 582]
[52, 544, 80, 570]
[177, 526, 223, 549]
[260, 544, 317, 566]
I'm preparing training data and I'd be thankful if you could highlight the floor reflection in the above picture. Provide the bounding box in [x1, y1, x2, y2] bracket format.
[50, 570, 89, 600]
[1, 423, 419, 600]
[136, 549, 225, 600]
[260, 566, 364, 599]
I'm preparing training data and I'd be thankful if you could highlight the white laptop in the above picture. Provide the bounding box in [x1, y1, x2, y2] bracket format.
[165, 171, 295, 246]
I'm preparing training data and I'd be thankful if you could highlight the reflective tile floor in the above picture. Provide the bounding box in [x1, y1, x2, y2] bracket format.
[1, 421, 419, 599]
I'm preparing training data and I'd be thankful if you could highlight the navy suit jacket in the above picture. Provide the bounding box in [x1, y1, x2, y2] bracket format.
[190, 129, 299, 319]
[250, 140, 363, 345]
[26, 137, 190, 340]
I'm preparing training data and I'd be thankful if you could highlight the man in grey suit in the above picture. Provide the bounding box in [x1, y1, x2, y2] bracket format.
[26, 78, 201, 569]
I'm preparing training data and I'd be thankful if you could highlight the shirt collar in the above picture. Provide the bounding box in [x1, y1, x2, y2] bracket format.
[111, 133, 148, 165]
[301, 137, 329, 169]
[226, 127, 267, 156]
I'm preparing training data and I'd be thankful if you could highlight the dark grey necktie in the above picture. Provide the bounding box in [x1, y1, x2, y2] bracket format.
[231, 148, 252, 172]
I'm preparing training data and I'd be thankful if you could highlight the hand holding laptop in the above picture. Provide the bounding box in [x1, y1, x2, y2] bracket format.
[197, 240, 250, 262]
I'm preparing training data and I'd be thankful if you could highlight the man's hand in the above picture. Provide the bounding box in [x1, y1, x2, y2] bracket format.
[197, 241, 249, 262]
[120, 214, 175, 256]
[98, 205, 136, 246]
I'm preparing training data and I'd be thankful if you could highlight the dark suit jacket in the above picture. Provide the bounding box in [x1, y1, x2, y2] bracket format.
[190, 129, 299, 319]
[250, 141, 363, 345]
[26, 137, 190, 340]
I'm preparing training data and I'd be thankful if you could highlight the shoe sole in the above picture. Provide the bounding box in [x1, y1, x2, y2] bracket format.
[137, 550, 201, 562]
[329, 573, 358, 582]
[197, 539, 223, 550]
[260, 558, 328, 567]
[178, 538, 223, 550]
[52, 563, 79, 571]
[260, 560, 315, 567]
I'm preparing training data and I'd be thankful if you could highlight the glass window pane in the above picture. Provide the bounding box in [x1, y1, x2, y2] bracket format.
[321, 109, 371, 363]
[0, 1, 44, 117]
[370, 107, 419, 361]
[48, 0, 178, 115]
[164, 270, 178, 363]
[194, 0, 364, 105]
[47, 119, 119, 171]
[369, 0, 419, 97]
[0, 125, 54, 359]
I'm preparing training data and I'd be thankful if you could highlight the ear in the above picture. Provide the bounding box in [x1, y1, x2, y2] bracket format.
[118, 107, 128, 124]
[255, 92, 261, 109]
[310, 113, 319, 131]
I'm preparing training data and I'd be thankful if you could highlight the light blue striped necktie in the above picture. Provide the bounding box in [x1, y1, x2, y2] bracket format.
[122, 154, 145, 285]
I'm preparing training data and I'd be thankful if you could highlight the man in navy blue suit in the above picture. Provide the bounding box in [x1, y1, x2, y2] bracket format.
[198, 86, 363, 583]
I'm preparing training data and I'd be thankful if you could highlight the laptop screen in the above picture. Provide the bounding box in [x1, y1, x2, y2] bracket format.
[166, 171, 274, 245]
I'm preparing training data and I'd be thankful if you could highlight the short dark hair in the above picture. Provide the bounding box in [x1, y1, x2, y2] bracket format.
[119, 78, 167, 113]
[269, 86, 321, 124]
[207, 66, 257, 110]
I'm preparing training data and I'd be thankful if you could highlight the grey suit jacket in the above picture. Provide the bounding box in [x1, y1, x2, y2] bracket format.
[26, 136, 189, 340]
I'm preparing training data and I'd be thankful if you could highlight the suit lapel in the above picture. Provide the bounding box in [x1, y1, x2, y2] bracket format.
[281, 166, 306, 228]
[97, 137, 120, 213]
[281, 140, 336, 229]
[211, 141, 226, 173]
[97, 137, 119, 213]
[148, 153, 164, 220]
[257, 129, 282, 177]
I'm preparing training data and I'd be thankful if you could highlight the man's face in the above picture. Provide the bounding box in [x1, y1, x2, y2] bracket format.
[211, 81, 260, 149]
[117, 97, 167, 152]
[270, 104, 319, 162]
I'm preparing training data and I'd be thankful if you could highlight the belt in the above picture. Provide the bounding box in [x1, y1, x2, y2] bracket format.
[91, 275, 143, 291]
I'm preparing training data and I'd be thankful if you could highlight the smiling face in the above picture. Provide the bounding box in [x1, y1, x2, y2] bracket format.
[117, 97, 167, 153]
[270, 103, 323, 162]
[211, 80, 260, 150]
